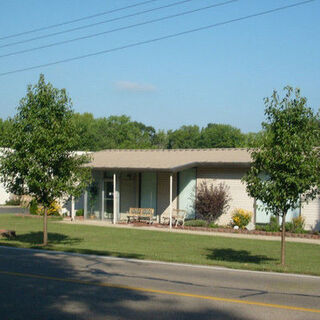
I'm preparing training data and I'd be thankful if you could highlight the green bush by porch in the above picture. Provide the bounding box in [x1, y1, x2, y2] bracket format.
[0, 214, 319, 276]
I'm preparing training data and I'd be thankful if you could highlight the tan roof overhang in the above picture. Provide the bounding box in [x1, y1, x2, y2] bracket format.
[87, 148, 252, 172]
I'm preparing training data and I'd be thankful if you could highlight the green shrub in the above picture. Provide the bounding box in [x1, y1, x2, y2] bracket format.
[293, 216, 306, 233]
[209, 222, 219, 228]
[29, 200, 38, 215]
[255, 224, 266, 231]
[184, 219, 207, 227]
[285, 222, 294, 233]
[47, 210, 60, 216]
[257, 216, 305, 234]
[285, 216, 305, 233]
[5, 198, 21, 206]
[265, 216, 280, 232]
[184, 220, 221, 228]
[76, 209, 84, 217]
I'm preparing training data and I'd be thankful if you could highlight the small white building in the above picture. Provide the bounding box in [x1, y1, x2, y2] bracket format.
[78, 148, 320, 231]
[0, 148, 11, 205]
[1, 148, 319, 231]
[0, 181, 10, 205]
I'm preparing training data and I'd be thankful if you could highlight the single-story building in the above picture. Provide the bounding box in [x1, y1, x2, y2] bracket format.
[0, 148, 11, 205]
[72, 148, 320, 231]
[0, 181, 11, 205]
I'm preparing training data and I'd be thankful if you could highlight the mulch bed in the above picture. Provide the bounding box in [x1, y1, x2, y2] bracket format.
[120, 222, 320, 239]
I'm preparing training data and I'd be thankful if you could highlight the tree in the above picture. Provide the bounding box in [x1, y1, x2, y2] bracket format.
[0, 118, 14, 147]
[168, 125, 201, 149]
[195, 181, 231, 225]
[71, 112, 99, 151]
[243, 87, 320, 265]
[152, 130, 169, 149]
[0, 74, 91, 245]
[93, 115, 157, 150]
[199, 123, 245, 148]
[35, 112, 258, 151]
[131, 120, 157, 148]
[243, 131, 266, 148]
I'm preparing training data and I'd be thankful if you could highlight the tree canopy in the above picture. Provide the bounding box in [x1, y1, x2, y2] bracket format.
[0, 74, 91, 245]
[199, 123, 245, 148]
[1, 113, 264, 151]
[2, 77, 320, 152]
[243, 86, 320, 265]
[71, 113, 164, 150]
[167, 125, 201, 149]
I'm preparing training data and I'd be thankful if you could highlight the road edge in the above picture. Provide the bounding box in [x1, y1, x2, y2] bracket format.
[1, 245, 319, 280]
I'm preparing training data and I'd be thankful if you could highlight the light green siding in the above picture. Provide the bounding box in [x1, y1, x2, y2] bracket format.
[256, 200, 300, 224]
[178, 168, 196, 219]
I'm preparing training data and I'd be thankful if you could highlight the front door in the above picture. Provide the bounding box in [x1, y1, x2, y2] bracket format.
[104, 180, 113, 219]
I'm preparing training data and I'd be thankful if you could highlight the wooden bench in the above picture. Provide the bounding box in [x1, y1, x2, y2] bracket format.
[127, 208, 154, 224]
[0, 229, 16, 239]
[161, 209, 187, 227]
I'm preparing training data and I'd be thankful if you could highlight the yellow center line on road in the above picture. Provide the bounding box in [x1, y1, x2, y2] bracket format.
[1, 270, 320, 314]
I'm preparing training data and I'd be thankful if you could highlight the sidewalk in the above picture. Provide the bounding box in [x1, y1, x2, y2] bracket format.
[60, 219, 320, 245]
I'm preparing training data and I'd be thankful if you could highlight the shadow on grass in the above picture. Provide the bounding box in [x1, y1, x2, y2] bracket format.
[13, 231, 82, 246]
[62, 247, 145, 260]
[206, 248, 276, 264]
[0, 232, 144, 260]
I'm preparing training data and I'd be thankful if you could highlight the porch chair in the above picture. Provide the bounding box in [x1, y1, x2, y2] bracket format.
[160, 209, 186, 227]
[173, 209, 187, 227]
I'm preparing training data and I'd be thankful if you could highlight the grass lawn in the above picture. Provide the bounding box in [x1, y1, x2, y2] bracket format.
[0, 214, 319, 275]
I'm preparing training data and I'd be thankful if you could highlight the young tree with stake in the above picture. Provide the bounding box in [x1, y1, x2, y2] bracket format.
[0, 74, 91, 245]
[243, 87, 320, 265]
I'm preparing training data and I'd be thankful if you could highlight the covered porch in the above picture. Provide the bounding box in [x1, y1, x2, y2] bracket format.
[71, 169, 196, 228]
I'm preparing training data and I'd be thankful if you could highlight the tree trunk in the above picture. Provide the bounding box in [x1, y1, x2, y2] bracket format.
[281, 212, 286, 266]
[43, 207, 48, 246]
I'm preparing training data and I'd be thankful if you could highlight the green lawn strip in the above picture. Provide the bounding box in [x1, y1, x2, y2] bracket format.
[0, 214, 319, 275]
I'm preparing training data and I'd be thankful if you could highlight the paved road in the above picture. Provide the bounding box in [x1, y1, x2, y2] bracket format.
[0, 206, 27, 214]
[0, 246, 319, 320]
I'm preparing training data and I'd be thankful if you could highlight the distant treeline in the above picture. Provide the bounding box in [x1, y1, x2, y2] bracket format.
[0, 113, 264, 151]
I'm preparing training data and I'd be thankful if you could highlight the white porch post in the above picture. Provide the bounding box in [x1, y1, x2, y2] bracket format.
[101, 175, 105, 221]
[113, 173, 117, 224]
[117, 174, 120, 221]
[169, 173, 173, 230]
[84, 190, 88, 219]
[71, 196, 75, 221]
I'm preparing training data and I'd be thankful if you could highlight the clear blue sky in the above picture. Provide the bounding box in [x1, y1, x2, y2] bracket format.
[0, 0, 319, 133]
